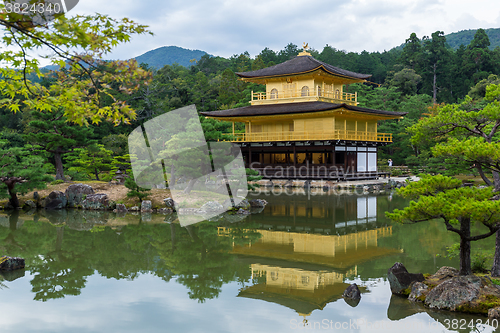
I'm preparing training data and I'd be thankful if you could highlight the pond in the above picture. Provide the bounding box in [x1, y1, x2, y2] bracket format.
[0, 190, 498, 333]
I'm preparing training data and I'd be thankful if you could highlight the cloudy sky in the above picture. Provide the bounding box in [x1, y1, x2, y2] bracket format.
[70, 0, 499, 59]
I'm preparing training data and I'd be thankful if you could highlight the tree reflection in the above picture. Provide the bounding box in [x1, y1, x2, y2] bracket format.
[0, 211, 258, 303]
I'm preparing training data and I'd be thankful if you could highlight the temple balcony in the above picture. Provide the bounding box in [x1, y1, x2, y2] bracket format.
[227, 130, 392, 143]
[251, 89, 358, 106]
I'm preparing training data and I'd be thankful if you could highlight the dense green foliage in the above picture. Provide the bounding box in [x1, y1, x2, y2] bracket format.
[387, 175, 500, 275]
[0, 8, 152, 125]
[2, 26, 500, 190]
[0, 143, 53, 207]
[124, 171, 151, 202]
[446, 28, 500, 50]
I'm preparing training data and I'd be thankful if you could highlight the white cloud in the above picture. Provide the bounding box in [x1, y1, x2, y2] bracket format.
[55, 0, 500, 60]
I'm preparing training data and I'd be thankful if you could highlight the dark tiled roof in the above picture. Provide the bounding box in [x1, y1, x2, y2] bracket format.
[236, 55, 371, 80]
[200, 102, 407, 118]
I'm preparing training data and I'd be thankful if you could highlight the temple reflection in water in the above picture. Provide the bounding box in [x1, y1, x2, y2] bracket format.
[220, 193, 399, 318]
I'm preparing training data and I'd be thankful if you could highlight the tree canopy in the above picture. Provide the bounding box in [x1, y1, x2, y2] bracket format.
[387, 175, 500, 275]
[0, 6, 152, 125]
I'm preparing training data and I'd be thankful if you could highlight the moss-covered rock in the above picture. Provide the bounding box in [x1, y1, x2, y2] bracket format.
[82, 193, 112, 210]
[408, 282, 429, 302]
[65, 183, 94, 208]
[425, 275, 482, 311]
[395, 264, 500, 316]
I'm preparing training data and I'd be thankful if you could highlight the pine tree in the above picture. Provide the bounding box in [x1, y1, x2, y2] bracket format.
[0, 143, 52, 208]
[25, 108, 94, 180]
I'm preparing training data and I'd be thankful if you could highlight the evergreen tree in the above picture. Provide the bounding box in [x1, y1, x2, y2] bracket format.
[25, 108, 94, 180]
[401, 33, 422, 70]
[125, 171, 151, 203]
[461, 28, 495, 84]
[387, 175, 500, 276]
[66, 144, 113, 181]
[0, 143, 52, 208]
[421, 31, 450, 103]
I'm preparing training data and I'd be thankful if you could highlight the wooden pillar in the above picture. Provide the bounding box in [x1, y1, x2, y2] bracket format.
[232, 122, 235, 137]
[248, 145, 252, 166]
[293, 145, 297, 169]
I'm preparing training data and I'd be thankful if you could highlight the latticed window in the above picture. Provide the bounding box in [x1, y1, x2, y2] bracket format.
[317, 86, 322, 97]
[270, 88, 278, 99]
[301, 86, 309, 96]
[335, 89, 341, 99]
[252, 125, 262, 132]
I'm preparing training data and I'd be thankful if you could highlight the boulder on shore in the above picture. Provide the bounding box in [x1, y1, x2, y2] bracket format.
[82, 193, 112, 210]
[141, 200, 152, 213]
[65, 183, 94, 208]
[427, 266, 459, 283]
[425, 275, 484, 311]
[387, 262, 425, 295]
[164, 198, 176, 211]
[393, 263, 500, 316]
[23, 200, 37, 210]
[44, 191, 67, 210]
[115, 204, 128, 213]
[408, 282, 429, 302]
[200, 201, 224, 213]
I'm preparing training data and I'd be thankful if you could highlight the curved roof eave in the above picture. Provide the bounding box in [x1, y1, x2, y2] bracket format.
[236, 55, 372, 80]
[200, 101, 407, 119]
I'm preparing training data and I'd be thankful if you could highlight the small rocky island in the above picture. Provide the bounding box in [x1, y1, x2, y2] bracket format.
[388, 262, 500, 319]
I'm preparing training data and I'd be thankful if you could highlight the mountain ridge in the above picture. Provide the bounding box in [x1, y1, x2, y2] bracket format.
[133, 46, 210, 69]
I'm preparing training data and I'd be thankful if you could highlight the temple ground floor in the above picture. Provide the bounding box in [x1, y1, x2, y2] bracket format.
[237, 140, 386, 180]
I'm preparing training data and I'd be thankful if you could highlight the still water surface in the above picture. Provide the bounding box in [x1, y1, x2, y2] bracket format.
[0, 191, 498, 333]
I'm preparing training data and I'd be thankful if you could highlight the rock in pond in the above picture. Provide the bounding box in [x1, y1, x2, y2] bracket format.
[248, 199, 268, 208]
[342, 283, 361, 307]
[387, 262, 425, 295]
[0, 256, 25, 271]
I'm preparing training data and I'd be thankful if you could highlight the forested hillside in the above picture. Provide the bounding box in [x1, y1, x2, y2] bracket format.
[446, 28, 500, 50]
[134, 46, 209, 68]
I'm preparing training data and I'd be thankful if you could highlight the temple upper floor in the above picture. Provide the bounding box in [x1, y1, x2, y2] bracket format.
[237, 50, 371, 106]
[250, 76, 358, 106]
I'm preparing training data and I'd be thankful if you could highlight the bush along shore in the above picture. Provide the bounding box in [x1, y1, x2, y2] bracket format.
[388, 262, 500, 319]
[0, 183, 268, 217]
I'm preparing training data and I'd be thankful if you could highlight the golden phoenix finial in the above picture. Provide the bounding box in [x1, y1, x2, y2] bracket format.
[303, 42, 309, 50]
